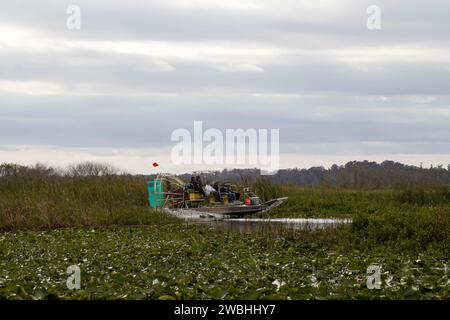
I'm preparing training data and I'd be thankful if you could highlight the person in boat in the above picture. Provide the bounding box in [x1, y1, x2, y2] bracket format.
[220, 182, 239, 203]
[188, 176, 195, 189]
[229, 183, 241, 202]
[195, 176, 204, 189]
[211, 181, 222, 201]
[204, 184, 220, 202]
[191, 176, 206, 197]
[188, 176, 196, 189]
[217, 182, 236, 203]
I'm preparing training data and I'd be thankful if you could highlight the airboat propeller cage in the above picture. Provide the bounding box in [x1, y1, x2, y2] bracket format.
[148, 173, 187, 208]
[148, 179, 164, 208]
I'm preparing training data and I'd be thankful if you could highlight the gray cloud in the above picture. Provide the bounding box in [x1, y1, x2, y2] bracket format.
[0, 1, 449, 170]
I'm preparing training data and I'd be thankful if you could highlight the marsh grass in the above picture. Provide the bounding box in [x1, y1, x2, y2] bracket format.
[260, 185, 450, 251]
[0, 175, 449, 252]
[396, 186, 450, 206]
[349, 208, 450, 250]
[0, 175, 163, 231]
[239, 177, 283, 202]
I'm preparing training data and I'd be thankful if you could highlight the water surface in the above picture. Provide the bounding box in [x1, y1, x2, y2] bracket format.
[165, 209, 351, 233]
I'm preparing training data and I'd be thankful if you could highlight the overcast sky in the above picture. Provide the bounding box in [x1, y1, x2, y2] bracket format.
[1, 0, 449, 173]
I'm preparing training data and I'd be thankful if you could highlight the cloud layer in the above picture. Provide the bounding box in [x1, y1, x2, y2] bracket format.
[1, 1, 449, 173]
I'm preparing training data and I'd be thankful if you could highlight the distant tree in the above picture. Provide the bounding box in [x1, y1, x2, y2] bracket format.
[26, 163, 57, 177]
[67, 162, 119, 176]
[0, 163, 26, 176]
[178, 161, 450, 188]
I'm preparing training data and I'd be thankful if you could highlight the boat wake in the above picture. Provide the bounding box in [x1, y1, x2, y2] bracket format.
[162, 208, 225, 220]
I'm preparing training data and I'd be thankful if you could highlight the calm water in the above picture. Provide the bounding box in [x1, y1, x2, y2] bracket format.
[165, 209, 351, 233]
[204, 218, 351, 233]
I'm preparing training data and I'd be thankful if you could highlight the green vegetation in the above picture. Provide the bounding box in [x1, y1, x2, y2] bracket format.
[0, 175, 151, 231]
[396, 186, 450, 206]
[269, 185, 450, 250]
[269, 185, 450, 218]
[0, 171, 448, 300]
[0, 223, 448, 300]
[241, 177, 283, 202]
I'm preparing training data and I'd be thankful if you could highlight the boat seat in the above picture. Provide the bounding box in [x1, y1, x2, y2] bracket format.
[186, 198, 204, 207]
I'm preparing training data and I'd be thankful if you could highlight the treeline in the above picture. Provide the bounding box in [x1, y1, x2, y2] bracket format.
[0, 162, 122, 177]
[2, 160, 450, 188]
[182, 160, 450, 188]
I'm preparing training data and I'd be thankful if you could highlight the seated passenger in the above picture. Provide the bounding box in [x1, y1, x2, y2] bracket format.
[220, 183, 236, 203]
[204, 184, 220, 202]
[224, 182, 240, 202]
[195, 176, 204, 189]
[211, 182, 222, 201]
[190, 176, 197, 189]
[191, 176, 205, 197]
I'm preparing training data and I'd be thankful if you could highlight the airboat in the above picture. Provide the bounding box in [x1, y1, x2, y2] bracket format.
[148, 173, 287, 217]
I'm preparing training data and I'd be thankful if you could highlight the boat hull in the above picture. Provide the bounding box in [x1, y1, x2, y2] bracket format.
[185, 197, 288, 216]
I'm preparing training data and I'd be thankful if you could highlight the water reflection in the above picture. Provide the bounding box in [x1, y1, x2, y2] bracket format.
[203, 218, 351, 233]
[165, 209, 351, 234]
